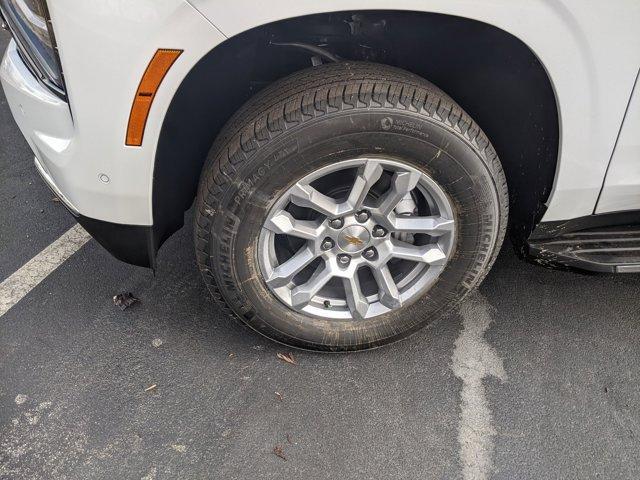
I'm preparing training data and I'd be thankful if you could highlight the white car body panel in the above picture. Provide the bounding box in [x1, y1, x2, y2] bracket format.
[1, 0, 639, 228]
[46, 0, 225, 225]
[596, 70, 640, 214]
[1, 0, 225, 226]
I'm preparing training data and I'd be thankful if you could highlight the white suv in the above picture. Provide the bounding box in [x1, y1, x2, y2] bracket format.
[1, 1, 639, 350]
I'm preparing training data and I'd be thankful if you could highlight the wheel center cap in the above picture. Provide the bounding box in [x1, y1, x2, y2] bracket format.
[337, 225, 370, 253]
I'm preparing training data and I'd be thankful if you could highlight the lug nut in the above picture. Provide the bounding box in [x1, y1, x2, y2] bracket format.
[355, 210, 370, 223]
[329, 218, 344, 229]
[363, 247, 377, 260]
[321, 238, 334, 250]
[372, 226, 387, 237]
[337, 254, 351, 266]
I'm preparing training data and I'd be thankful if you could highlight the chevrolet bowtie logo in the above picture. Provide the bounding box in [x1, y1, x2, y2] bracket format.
[344, 234, 365, 246]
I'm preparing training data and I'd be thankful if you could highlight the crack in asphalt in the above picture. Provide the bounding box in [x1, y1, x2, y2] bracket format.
[452, 292, 507, 480]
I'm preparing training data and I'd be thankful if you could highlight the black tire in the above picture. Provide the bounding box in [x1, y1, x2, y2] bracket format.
[195, 62, 508, 351]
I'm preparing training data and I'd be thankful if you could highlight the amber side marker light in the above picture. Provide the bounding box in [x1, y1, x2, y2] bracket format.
[125, 49, 183, 146]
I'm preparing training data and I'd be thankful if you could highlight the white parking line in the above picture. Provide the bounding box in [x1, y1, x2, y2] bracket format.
[452, 292, 507, 480]
[0, 223, 91, 317]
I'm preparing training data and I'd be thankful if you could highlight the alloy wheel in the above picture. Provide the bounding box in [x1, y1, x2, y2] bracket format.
[258, 157, 456, 320]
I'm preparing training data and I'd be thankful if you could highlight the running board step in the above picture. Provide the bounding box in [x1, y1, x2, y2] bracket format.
[527, 226, 640, 273]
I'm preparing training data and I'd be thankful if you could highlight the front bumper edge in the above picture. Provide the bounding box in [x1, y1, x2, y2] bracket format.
[32, 156, 156, 268]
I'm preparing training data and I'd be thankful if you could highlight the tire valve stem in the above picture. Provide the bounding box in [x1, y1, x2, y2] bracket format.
[323, 300, 331, 308]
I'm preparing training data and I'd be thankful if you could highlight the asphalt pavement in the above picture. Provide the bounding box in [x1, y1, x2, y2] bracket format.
[1, 30, 640, 479]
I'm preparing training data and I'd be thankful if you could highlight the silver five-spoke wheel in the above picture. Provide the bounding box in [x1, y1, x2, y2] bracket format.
[258, 157, 456, 321]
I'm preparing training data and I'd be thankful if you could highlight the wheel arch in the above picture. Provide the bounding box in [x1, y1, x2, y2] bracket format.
[151, 10, 559, 257]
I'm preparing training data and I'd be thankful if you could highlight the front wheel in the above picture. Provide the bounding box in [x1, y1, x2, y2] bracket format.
[195, 62, 508, 351]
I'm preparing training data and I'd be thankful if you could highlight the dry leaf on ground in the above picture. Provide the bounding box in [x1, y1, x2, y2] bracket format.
[273, 445, 286, 461]
[276, 352, 297, 365]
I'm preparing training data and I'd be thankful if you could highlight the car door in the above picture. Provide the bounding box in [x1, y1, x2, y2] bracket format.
[596, 70, 640, 214]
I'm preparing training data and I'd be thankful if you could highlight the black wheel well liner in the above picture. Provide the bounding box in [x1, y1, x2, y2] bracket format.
[152, 10, 559, 257]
